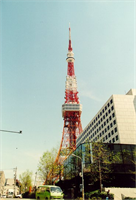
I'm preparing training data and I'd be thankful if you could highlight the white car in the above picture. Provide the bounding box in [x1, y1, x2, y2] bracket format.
[15, 194, 22, 198]
[1, 195, 6, 198]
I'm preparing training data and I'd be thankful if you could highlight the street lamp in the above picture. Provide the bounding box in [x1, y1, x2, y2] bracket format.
[0, 130, 22, 134]
[72, 153, 84, 200]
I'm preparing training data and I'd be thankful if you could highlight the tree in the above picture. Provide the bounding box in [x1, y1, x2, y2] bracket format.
[86, 142, 119, 192]
[19, 170, 33, 193]
[37, 147, 59, 184]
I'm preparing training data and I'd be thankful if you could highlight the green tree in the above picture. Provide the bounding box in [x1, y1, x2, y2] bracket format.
[87, 142, 119, 192]
[127, 147, 136, 183]
[19, 170, 33, 193]
[37, 147, 59, 184]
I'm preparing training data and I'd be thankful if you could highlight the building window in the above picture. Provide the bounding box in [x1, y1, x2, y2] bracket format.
[112, 113, 115, 117]
[113, 120, 116, 125]
[104, 121, 106, 126]
[101, 124, 103, 128]
[103, 115, 105, 119]
[109, 116, 112, 120]
[107, 125, 110, 130]
[105, 128, 107, 133]
[108, 103, 110, 107]
[116, 135, 118, 141]
[111, 130, 114, 135]
[110, 99, 113, 104]
[108, 109, 111, 114]
[106, 119, 109, 123]
[105, 106, 107, 110]
[109, 140, 111, 143]
[106, 112, 108, 117]
[110, 123, 113, 128]
[112, 138, 115, 143]
[105, 135, 108, 140]
[108, 132, 111, 137]
[111, 106, 114, 110]
[114, 127, 117, 132]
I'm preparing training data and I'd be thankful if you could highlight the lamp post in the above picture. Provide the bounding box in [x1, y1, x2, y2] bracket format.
[0, 130, 22, 134]
[72, 153, 84, 200]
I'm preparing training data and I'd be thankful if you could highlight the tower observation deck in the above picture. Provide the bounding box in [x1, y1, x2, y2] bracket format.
[55, 25, 83, 164]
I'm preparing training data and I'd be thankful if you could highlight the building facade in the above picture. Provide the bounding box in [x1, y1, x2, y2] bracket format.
[3, 178, 19, 197]
[76, 89, 136, 147]
[61, 142, 136, 198]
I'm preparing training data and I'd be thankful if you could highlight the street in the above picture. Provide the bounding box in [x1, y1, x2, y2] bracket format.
[0, 198, 36, 200]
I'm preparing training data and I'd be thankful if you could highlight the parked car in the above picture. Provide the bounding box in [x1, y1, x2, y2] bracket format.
[15, 194, 22, 198]
[1, 195, 6, 198]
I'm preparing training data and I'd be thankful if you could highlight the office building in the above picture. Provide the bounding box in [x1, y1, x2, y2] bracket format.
[76, 89, 136, 147]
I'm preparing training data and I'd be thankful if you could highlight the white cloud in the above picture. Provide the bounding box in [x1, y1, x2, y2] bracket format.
[78, 80, 101, 101]
[80, 90, 101, 101]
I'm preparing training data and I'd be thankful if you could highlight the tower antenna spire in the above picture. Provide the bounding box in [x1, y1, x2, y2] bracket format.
[68, 23, 72, 51]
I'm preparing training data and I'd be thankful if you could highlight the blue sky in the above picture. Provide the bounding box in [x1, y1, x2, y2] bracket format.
[0, 0, 135, 182]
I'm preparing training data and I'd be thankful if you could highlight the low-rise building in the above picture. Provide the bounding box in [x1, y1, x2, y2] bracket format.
[3, 178, 19, 197]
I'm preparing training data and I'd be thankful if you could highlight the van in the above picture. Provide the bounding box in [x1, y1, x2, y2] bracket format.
[36, 185, 64, 199]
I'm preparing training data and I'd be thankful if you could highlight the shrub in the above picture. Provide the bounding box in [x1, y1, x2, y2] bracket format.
[91, 197, 97, 200]
[85, 190, 114, 200]
[22, 192, 35, 199]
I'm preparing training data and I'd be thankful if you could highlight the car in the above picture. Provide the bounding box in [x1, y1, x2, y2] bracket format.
[15, 194, 22, 198]
[1, 195, 6, 198]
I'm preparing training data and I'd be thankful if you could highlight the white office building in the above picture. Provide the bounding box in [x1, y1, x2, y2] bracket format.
[76, 89, 136, 147]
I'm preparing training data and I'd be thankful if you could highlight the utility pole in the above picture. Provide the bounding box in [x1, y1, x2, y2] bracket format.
[72, 154, 84, 200]
[13, 167, 17, 197]
[34, 172, 37, 188]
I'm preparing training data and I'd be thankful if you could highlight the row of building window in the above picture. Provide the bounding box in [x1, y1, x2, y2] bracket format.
[77, 126, 118, 146]
[90, 127, 117, 140]
[91, 134, 118, 143]
[77, 113, 116, 144]
[95, 99, 113, 120]
[88, 106, 114, 128]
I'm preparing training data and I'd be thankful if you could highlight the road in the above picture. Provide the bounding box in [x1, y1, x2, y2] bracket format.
[1, 199, 36, 200]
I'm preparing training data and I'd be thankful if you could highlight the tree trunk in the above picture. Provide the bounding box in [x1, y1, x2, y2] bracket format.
[99, 160, 102, 192]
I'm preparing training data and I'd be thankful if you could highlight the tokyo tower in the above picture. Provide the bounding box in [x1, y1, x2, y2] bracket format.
[56, 25, 83, 163]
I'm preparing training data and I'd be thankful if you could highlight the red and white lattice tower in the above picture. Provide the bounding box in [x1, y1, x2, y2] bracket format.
[56, 25, 83, 163]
